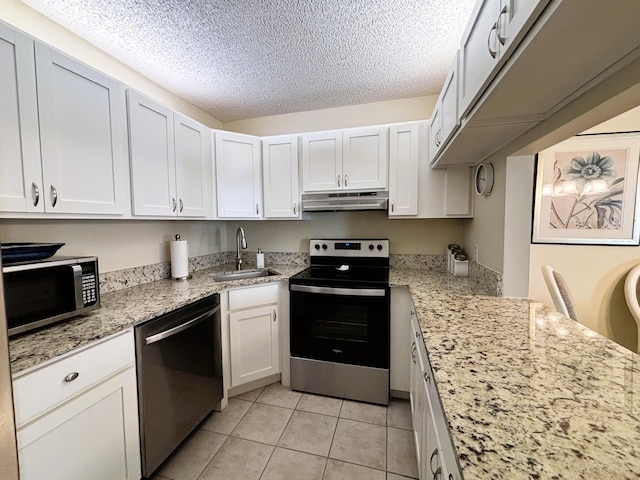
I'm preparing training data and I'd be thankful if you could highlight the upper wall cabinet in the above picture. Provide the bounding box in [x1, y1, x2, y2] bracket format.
[0, 25, 41, 213]
[215, 131, 262, 219]
[302, 126, 388, 192]
[262, 135, 300, 219]
[128, 91, 212, 218]
[35, 43, 130, 214]
[0, 30, 130, 215]
[389, 123, 420, 217]
[429, 51, 460, 164]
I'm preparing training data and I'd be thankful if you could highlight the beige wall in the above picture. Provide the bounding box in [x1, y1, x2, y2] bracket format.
[227, 212, 468, 256]
[0, 0, 223, 128]
[528, 105, 640, 352]
[223, 96, 437, 136]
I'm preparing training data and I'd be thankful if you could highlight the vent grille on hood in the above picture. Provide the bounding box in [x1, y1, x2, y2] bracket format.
[301, 192, 389, 212]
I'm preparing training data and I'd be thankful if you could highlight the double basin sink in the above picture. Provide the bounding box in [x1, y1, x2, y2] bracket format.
[211, 268, 281, 282]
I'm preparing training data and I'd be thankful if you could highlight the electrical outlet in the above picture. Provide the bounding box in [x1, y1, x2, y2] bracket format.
[473, 244, 479, 262]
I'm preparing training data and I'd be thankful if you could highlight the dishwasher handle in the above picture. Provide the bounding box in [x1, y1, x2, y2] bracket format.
[145, 305, 220, 345]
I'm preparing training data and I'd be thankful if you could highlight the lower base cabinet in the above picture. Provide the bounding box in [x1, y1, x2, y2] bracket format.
[227, 283, 280, 387]
[13, 331, 140, 480]
[409, 306, 461, 480]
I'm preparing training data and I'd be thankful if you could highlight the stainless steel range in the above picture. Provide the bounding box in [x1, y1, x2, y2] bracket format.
[289, 239, 390, 405]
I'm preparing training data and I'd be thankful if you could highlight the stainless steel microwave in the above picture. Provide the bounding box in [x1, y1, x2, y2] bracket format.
[2, 256, 100, 336]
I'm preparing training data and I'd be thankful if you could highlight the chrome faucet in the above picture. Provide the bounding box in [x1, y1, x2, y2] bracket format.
[236, 227, 247, 270]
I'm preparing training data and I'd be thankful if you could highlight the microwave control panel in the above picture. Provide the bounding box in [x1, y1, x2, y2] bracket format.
[81, 262, 98, 306]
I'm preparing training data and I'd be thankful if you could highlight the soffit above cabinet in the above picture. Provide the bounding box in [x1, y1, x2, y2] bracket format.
[20, 0, 475, 122]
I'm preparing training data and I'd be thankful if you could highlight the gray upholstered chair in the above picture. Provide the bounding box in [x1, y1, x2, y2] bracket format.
[624, 264, 640, 353]
[541, 265, 579, 321]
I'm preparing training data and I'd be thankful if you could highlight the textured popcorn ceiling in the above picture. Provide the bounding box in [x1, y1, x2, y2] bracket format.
[22, 0, 477, 122]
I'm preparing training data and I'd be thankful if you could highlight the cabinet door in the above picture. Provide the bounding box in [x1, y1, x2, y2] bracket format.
[409, 313, 424, 476]
[17, 368, 141, 480]
[342, 126, 388, 190]
[263, 135, 300, 218]
[0, 25, 42, 213]
[459, 0, 502, 117]
[127, 90, 177, 216]
[389, 124, 419, 217]
[229, 305, 280, 386]
[440, 52, 460, 147]
[301, 131, 342, 192]
[174, 113, 212, 218]
[215, 131, 262, 218]
[35, 43, 129, 214]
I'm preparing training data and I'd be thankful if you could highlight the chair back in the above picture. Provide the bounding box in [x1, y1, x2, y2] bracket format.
[541, 265, 579, 321]
[624, 264, 640, 353]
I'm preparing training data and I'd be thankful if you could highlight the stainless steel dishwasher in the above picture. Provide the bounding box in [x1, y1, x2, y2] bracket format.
[134, 293, 222, 479]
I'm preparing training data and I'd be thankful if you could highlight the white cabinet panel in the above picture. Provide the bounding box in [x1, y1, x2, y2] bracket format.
[342, 126, 388, 190]
[174, 113, 212, 217]
[215, 131, 262, 218]
[445, 166, 473, 216]
[263, 135, 300, 218]
[302, 131, 342, 192]
[389, 123, 419, 217]
[0, 25, 42, 213]
[35, 43, 129, 214]
[128, 91, 176, 216]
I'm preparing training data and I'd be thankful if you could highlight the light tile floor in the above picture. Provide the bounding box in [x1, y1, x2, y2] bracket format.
[150, 382, 418, 480]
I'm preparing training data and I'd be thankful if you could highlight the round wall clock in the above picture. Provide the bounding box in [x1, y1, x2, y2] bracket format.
[474, 162, 494, 196]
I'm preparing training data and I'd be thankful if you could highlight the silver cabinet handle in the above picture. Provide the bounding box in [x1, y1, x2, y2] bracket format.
[496, 5, 508, 45]
[411, 342, 416, 363]
[273, 310, 277, 322]
[415, 331, 420, 338]
[64, 372, 79, 382]
[172, 198, 177, 212]
[433, 467, 442, 480]
[50, 185, 58, 207]
[256, 203, 260, 215]
[32, 182, 40, 207]
[487, 21, 498, 59]
[344, 175, 348, 186]
[337, 174, 341, 187]
[424, 371, 430, 384]
[293, 203, 297, 215]
[179, 198, 184, 212]
[391, 201, 395, 213]
[430, 448, 440, 476]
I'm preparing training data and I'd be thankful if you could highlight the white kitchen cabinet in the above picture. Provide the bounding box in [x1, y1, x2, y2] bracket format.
[429, 52, 460, 163]
[410, 307, 461, 480]
[35, 43, 129, 214]
[262, 135, 300, 218]
[227, 284, 280, 387]
[13, 331, 140, 480]
[459, 0, 548, 118]
[128, 91, 212, 217]
[0, 25, 42, 213]
[215, 130, 262, 218]
[388, 123, 419, 217]
[302, 126, 388, 192]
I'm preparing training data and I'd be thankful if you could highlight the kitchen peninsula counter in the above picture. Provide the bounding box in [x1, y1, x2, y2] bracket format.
[9, 266, 640, 477]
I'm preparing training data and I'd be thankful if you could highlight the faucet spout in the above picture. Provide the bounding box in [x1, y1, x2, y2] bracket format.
[236, 227, 247, 270]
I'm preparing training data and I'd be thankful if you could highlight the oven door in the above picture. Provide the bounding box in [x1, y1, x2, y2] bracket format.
[289, 284, 390, 369]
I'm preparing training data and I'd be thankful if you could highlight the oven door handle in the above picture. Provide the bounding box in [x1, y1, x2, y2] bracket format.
[290, 284, 386, 297]
[144, 305, 220, 345]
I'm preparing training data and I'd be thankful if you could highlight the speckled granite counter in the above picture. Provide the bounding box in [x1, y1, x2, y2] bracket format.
[9, 264, 303, 375]
[10, 266, 640, 477]
[394, 269, 640, 478]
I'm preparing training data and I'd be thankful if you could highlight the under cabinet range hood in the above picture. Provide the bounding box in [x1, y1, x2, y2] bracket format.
[301, 191, 389, 212]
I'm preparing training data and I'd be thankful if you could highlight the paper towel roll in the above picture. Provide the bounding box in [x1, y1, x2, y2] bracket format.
[170, 239, 189, 279]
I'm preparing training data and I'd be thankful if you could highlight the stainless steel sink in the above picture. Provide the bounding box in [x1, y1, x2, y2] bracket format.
[211, 269, 281, 282]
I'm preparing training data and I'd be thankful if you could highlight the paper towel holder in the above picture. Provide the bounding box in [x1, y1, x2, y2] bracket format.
[171, 233, 192, 281]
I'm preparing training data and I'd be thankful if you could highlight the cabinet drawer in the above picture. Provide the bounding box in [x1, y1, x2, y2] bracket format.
[13, 331, 134, 427]
[228, 284, 279, 310]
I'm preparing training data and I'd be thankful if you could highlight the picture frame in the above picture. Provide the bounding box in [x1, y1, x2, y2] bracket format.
[532, 132, 640, 245]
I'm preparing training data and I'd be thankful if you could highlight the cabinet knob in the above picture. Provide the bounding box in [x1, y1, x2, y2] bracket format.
[50, 185, 58, 208]
[424, 371, 430, 384]
[32, 182, 40, 207]
[64, 372, 79, 383]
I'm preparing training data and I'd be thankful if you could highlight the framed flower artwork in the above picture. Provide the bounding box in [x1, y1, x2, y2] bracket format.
[533, 132, 640, 245]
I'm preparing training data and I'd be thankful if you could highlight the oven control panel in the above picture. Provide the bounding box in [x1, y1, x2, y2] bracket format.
[309, 239, 389, 258]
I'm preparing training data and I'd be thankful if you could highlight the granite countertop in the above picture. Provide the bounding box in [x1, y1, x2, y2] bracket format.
[400, 271, 640, 478]
[9, 265, 640, 477]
